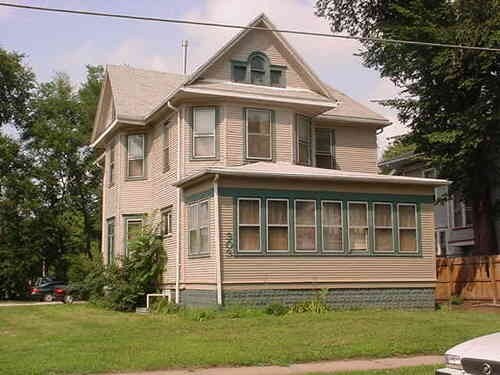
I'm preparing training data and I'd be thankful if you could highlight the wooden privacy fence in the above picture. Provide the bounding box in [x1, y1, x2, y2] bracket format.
[436, 255, 500, 303]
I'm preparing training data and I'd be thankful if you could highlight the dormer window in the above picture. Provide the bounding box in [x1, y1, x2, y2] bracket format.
[231, 52, 286, 87]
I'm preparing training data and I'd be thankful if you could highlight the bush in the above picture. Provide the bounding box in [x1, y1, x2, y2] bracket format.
[450, 295, 464, 305]
[66, 249, 106, 300]
[289, 289, 329, 314]
[264, 303, 288, 316]
[151, 298, 181, 314]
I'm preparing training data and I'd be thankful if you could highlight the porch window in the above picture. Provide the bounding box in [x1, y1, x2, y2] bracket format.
[192, 107, 216, 158]
[398, 204, 417, 253]
[315, 128, 335, 169]
[127, 134, 145, 178]
[163, 123, 170, 172]
[267, 199, 289, 252]
[188, 200, 209, 256]
[321, 201, 343, 252]
[295, 200, 317, 251]
[125, 216, 143, 255]
[108, 140, 115, 186]
[246, 109, 272, 160]
[107, 218, 115, 263]
[296, 115, 311, 165]
[373, 203, 394, 252]
[237, 198, 261, 252]
[348, 202, 368, 251]
[161, 207, 173, 237]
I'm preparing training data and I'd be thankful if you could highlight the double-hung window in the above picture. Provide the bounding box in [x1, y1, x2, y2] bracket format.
[250, 55, 267, 85]
[348, 202, 369, 251]
[188, 201, 209, 256]
[192, 107, 216, 159]
[125, 216, 143, 255]
[107, 218, 115, 263]
[315, 128, 335, 169]
[267, 199, 289, 252]
[398, 204, 418, 253]
[373, 203, 394, 252]
[296, 115, 311, 165]
[163, 123, 170, 172]
[161, 207, 173, 237]
[108, 141, 115, 186]
[237, 198, 261, 252]
[127, 134, 145, 178]
[295, 200, 317, 251]
[321, 201, 343, 252]
[246, 109, 272, 160]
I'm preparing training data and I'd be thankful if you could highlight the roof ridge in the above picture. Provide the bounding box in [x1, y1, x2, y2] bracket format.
[106, 63, 186, 78]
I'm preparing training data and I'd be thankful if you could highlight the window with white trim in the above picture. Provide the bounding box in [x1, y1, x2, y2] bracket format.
[398, 204, 418, 253]
[161, 207, 173, 237]
[315, 128, 335, 169]
[188, 200, 209, 256]
[125, 216, 143, 255]
[107, 218, 115, 263]
[192, 107, 216, 158]
[108, 140, 115, 186]
[267, 199, 289, 252]
[295, 200, 317, 251]
[237, 198, 261, 252]
[321, 201, 343, 252]
[373, 203, 394, 252]
[163, 123, 170, 172]
[452, 196, 473, 228]
[127, 134, 145, 178]
[246, 109, 272, 160]
[436, 229, 447, 257]
[296, 115, 311, 165]
[348, 202, 369, 251]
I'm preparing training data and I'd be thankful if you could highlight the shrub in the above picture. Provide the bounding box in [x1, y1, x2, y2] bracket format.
[450, 295, 464, 305]
[264, 303, 288, 316]
[66, 248, 106, 300]
[151, 298, 181, 314]
[290, 289, 329, 314]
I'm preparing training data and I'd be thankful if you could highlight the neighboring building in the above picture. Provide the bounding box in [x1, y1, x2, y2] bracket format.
[90, 14, 447, 308]
[379, 153, 473, 257]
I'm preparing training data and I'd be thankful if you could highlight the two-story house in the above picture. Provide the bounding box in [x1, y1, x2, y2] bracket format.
[90, 14, 447, 309]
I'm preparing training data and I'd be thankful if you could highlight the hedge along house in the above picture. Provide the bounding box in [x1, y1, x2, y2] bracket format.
[91, 14, 448, 308]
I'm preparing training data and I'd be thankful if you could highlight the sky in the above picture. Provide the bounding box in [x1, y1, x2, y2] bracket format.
[0, 0, 408, 155]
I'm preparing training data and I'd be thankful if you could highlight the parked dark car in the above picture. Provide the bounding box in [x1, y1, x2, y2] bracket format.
[30, 277, 72, 302]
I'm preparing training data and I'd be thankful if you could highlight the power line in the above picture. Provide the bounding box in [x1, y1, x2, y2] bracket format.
[1, 2, 500, 53]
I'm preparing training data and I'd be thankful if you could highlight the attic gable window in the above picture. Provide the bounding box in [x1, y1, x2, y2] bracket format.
[231, 52, 286, 87]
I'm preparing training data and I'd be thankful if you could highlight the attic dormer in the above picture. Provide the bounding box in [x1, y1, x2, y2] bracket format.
[231, 51, 287, 87]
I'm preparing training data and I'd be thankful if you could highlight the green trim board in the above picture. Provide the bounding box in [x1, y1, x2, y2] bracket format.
[184, 189, 214, 203]
[219, 187, 434, 204]
[224, 188, 425, 257]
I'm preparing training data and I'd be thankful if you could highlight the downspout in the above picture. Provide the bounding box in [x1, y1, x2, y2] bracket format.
[213, 174, 222, 305]
[168, 100, 182, 304]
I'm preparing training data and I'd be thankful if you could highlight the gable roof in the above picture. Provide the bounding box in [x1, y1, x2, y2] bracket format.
[184, 13, 333, 99]
[175, 161, 448, 187]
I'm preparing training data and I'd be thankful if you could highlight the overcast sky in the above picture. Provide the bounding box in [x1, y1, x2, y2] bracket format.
[1, 0, 408, 155]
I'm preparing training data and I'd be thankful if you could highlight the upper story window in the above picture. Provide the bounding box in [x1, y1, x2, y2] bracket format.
[315, 128, 335, 169]
[192, 107, 216, 159]
[107, 218, 115, 264]
[108, 140, 116, 186]
[127, 134, 145, 179]
[296, 115, 312, 166]
[232, 52, 286, 87]
[246, 108, 272, 160]
[163, 123, 170, 172]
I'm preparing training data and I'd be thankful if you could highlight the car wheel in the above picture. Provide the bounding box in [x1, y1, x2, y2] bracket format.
[63, 295, 74, 304]
[43, 294, 54, 302]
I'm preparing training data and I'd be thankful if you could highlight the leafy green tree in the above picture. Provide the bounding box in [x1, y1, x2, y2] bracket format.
[316, 0, 500, 254]
[382, 138, 416, 162]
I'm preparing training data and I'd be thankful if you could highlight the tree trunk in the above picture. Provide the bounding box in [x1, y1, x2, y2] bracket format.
[472, 189, 498, 255]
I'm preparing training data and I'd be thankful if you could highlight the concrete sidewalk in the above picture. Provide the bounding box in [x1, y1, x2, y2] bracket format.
[109, 355, 443, 375]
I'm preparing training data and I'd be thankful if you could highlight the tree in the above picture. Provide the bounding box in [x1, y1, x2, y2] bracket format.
[0, 48, 35, 127]
[316, 0, 500, 254]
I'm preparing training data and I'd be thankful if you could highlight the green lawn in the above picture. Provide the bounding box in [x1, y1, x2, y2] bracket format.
[0, 305, 497, 375]
[308, 365, 441, 374]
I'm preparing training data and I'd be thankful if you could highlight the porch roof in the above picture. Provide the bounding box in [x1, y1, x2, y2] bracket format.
[174, 161, 449, 187]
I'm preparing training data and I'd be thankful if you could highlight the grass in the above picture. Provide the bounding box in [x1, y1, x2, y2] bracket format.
[0, 305, 498, 375]
[308, 365, 441, 374]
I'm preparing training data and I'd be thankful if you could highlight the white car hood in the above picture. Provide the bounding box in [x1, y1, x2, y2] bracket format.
[447, 332, 500, 361]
